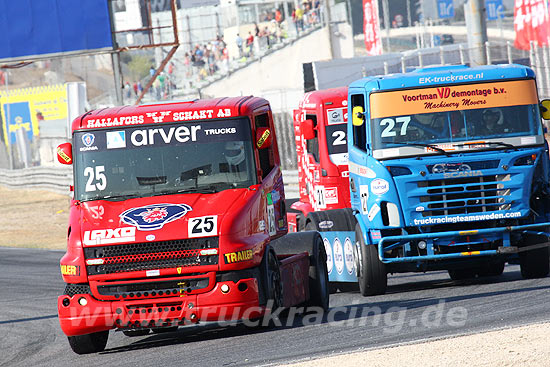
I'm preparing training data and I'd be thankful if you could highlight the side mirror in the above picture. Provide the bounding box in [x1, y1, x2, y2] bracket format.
[540, 100, 550, 120]
[352, 106, 365, 126]
[56, 143, 73, 165]
[302, 119, 315, 140]
[256, 127, 272, 149]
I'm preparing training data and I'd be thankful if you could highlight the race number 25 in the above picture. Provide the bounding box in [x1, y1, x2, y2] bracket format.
[188, 215, 217, 237]
[84, 166, 107, 192]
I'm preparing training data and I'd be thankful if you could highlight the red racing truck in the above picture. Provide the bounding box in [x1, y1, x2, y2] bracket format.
[56, 96, 329, 354]
[287, 87, 358, 289]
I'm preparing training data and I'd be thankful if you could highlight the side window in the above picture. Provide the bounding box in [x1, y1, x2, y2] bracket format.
[255, 113, 274, 178]
[351, 94, 367, 151]
[305, 114, 319, 163]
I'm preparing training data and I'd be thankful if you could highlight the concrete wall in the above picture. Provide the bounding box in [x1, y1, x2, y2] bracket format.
[201, 28, 332, 105]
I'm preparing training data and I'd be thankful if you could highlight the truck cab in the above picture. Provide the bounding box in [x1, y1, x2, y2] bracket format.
[56, 96, 329, 353]
[349, 64, 550, 296]
[288, 88, 358, 288]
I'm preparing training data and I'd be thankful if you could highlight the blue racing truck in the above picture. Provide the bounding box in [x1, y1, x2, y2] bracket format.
[348, 64, 550, 296]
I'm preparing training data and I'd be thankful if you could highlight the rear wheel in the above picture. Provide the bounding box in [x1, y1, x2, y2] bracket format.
[520, 247, 549, 279]
[355, 224, 387, 296]
[67, 330, 109, 354]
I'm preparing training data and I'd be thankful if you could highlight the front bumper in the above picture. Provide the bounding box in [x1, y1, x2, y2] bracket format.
[377, 222, 550, 264]
[58, 277, 262, 336]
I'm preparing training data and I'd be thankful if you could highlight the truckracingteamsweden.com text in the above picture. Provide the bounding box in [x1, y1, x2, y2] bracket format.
[413, 211, 522, 226]
[67, 300, 468, 334]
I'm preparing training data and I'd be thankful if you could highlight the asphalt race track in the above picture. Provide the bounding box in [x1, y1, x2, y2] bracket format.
[2, 247, 550, 367]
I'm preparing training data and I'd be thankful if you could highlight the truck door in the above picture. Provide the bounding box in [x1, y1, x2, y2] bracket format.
[254, 112, 286, 238]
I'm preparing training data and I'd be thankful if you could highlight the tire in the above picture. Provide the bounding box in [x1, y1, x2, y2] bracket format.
[477, 261, 505, 277]
[260, 246, 283, 310]
[123, 329, 150, 337]
[305, 232, 330, 311]
[448, 268, 477, 280]
[355, 224, 387, 296]
[68, 330, 109, 354]
[520, 246, 549, 279]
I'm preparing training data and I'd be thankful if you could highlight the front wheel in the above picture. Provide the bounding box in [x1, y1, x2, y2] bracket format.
[305, 233, 329, 311]
[355, 224, 387, 296]
[519, 231, 550, 279]
[67, 330, 109, 354]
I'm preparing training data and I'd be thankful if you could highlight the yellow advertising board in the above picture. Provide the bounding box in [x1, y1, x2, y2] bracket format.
[369, 80, 538, 119]
[0, 84, 67, 145]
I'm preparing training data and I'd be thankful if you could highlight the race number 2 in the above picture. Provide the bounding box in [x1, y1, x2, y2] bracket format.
[188, 215, 217, 237]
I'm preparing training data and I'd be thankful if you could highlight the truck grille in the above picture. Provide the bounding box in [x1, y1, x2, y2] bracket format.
[85, 237, 218, 275]
[417, 174, 512, 217]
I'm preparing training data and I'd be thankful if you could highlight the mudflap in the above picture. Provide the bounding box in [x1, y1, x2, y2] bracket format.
[305, 209, 358, 283]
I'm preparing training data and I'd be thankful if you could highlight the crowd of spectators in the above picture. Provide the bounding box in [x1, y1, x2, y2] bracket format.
[138, 2, 323, 99]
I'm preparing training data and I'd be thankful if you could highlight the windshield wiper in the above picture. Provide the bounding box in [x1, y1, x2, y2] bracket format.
[453, 141, 517, 150]
[389, 142, 450, 156]
[154, 187, 219, 196]
[87, 193, 143, 202]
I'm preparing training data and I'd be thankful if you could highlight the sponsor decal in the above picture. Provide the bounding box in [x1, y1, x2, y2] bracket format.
[325, 187, 338, 205]
[60, 265, 80, 276]
[333, 238, 344, 274]
[177, 267, 183, 274]
[86, 115, 145, 128]
[120, 203, 192, 231]
[318, 220, 334, 229]
[326, 108, 346, 124]
[57, 147, 72, 163]
[256, 129, 270, 148]
[370, 80, 537, 118]
[349, 161, 376, 178]
[80, 133, 98, 152]
[106, 131, 126, 149]
[204, 127, 236, 135]
[416, 206, 425, 212]
[370, 230, 382, 240]
[224, 249, 253, 264]
[146, 269, 160, 277]
[324, 238, 334, 274]
[344, 238, 354, 275]
[146, 111, 172, 123]
[258, 220, 266, 231]
[82, 133, 95, 147]
[146, 234, 156, 241]
[368, 203, 381, 221]
[371, 178, 389, 196]
[130, 125, 201, 147]
[83, 227, 136, 246]
[341, 170, 349, 177]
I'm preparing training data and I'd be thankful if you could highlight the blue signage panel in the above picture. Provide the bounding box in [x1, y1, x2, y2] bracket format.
[3, 102, 33, 144]
[437, 0, 455, 19]
[0, 0, 113, 62]
[486, 0, 504, 20]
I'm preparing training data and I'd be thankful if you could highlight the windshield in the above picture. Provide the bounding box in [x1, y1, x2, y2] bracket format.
[73, 118, 256, 201]
[369, 79, 543, 158]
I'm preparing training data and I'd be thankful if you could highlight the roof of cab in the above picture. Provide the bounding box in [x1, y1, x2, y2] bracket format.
[349, 64, 535, 92]
[72, 95, 269, 132]
[298, 87, 348, 109]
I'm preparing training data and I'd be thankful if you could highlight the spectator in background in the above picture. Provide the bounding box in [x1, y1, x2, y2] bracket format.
[275, 8, 282, 24]
[236, 33, 244, 58]
[132, 82, 138, 96]
[149, 65, 156, 78]
[124, 82, 131, 99]
[246, 32, 254, 57]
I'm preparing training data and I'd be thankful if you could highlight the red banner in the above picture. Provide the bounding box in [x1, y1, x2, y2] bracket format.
[363, 0, 382, 55]
[514, 0, 550, 50]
